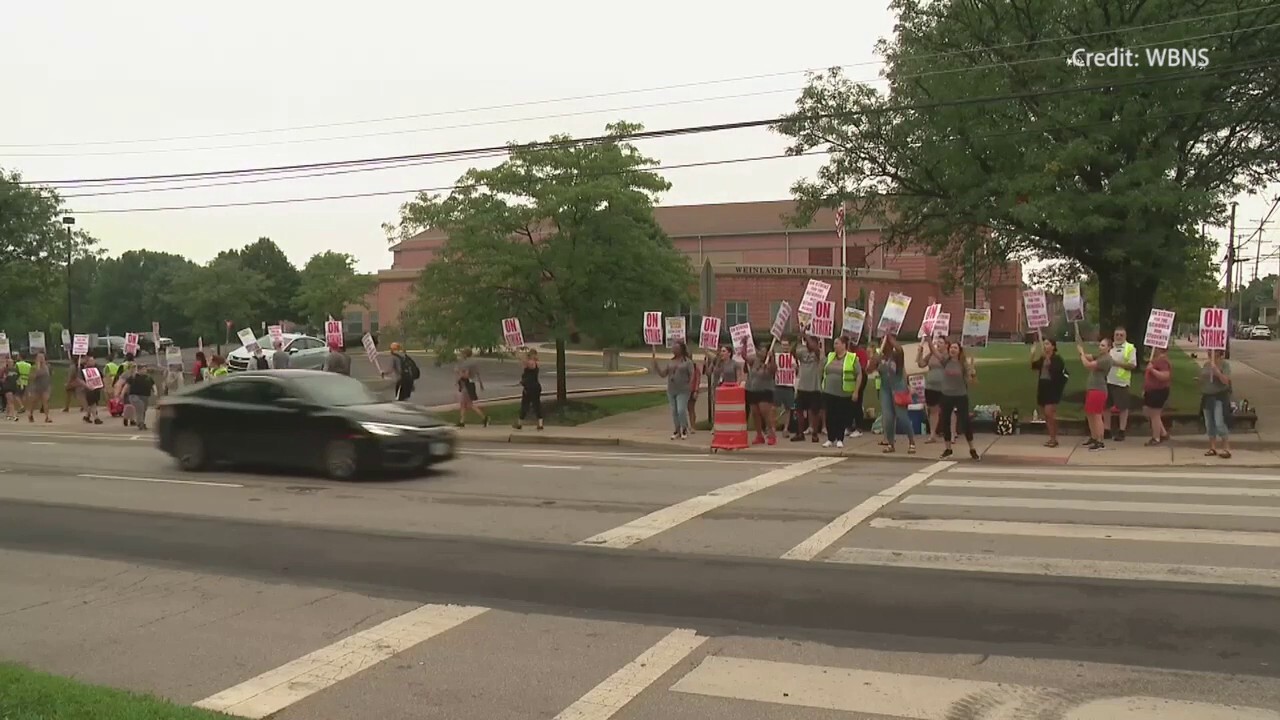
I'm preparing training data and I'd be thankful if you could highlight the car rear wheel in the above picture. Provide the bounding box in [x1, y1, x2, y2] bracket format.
[174, 431, 206, 471]
[324, 439, 360, 481]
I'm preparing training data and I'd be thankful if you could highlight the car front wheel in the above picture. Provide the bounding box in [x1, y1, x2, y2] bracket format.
[324, 439, 360, 481]
[174, 430, 207, 471]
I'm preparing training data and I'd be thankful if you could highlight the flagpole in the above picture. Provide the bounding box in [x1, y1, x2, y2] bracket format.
[836, 204, 847, 315]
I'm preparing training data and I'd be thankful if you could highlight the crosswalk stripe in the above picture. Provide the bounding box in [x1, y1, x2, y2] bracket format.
[868, 518, 1280, 547]
[554, 629, 705, 720]
[669, 656, 1280, 718]
[943, 466, 1280, 482]
[931, 478, 1280, 497]
[826, 548, 1280, 588]
[901, 494, 1280, 518]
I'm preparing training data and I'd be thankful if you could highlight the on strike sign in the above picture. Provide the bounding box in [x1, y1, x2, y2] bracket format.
[501, 317, 525, 348]
[699, 316, 721, 350]
[1143, 309, 1175, 349]
[1199, 307, 1228, 350]
[774, 352, 796, 387]
[643, 312, 663, 345]
[811, 300, 835, 338]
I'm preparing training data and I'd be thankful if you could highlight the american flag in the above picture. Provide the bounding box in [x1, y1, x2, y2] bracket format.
[835, 205, 846, 239]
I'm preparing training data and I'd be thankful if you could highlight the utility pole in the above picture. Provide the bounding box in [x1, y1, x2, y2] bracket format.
[1226, 202, 1237, 359]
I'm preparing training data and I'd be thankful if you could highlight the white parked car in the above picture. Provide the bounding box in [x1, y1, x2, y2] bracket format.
[1249, 325, 1272, 340]
[227, 332, 329, 371]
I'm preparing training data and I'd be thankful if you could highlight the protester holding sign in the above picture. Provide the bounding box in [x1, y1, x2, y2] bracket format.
[868, 335, 916, 454]
[79, 356, 104, 425]
[1200, 350, 1233, 459]
[791, 331, 825, 442]
[1103, 327, 1138, 442]
[773, 340, 797, 434]
[820, 336, 860, 448]
[653, 341, 695, 440]
[938, 341, 980, 461]
[24, 352, 52, 424]
[1077, 337, 1114, 450]
[1030, 338, 1068, 448]
[1142, 347, 1172, 447]
[745, 341, 778, 445]
[915, 337, 947, 445]
[514, 349, 543, 431]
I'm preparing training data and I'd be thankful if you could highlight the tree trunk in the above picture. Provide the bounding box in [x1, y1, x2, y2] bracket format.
[555, 338, 568, 404]
[1096, 269, 1159, 368]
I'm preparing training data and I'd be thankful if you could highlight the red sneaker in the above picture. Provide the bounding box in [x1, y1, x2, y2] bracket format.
[753, 435, 766, 445]
[766, 435, 777, 446]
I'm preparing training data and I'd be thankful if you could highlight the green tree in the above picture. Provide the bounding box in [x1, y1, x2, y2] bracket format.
[83, 250, 197, 338]
[221, 237, 300, 324]
[175, 256, 267, 347]
[385, 122, 693, 402]
[774, 0, 1280, 345]
[1238, 274, 1278, 323]
[293, 251, 373, 329]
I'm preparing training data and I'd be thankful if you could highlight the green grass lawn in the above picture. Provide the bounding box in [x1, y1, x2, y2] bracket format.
[959, 342, 1201, 420]
[0, 663, 232, 719]
[439, 390, 670, 426]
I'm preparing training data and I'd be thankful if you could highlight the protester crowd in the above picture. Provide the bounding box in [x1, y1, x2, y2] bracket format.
[644, 325, 1237, 460]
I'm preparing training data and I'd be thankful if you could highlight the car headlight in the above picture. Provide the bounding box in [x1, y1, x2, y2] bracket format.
[359, 422, 418, 436]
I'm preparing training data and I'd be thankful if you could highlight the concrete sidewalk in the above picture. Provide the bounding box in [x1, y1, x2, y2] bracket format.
[1178, 339, 1278, 442]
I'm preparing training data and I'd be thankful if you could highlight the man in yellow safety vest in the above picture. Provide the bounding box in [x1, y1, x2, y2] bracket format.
[1103, 326, 1138, 441]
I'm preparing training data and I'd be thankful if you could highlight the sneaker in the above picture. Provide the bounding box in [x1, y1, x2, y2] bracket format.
[1081, 437, 1094, 445]
[969, 448, 980, 460]
[835, 440, 844, 449]
[766, 435, 776, 446]
[671, 432, 680, 440]
[811, 434, 820, 443]
[681, 431, 689, 440]
[790, 434, 804, 442]
[1103, 429, 1112, 440]
[1115, 430, 1126, 441]
[92, 418, 103, 425]
[848, 430, 863, 438]
[941, 448, 953, 458]
[753, 435, 766, 445]
[821, 440, 833, 448]
[1089, 441, 1105, 451]
[482, 416, 491, 428]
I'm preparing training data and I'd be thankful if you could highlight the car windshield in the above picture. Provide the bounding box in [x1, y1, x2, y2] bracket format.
[291, 374, 378, 407]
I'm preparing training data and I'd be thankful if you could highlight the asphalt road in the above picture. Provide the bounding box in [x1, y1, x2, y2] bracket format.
[3, 433, 1280, 718]
[1231, 337, 1280, 382]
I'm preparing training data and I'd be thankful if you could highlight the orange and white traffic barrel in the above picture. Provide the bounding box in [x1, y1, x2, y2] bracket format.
[711, 383, 749, 452]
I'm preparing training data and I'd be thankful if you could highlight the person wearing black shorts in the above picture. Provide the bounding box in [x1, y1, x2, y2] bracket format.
[791, 332, 825, 441]
[1142, 346, 1172, 446]
[1031, 337, 1067, 447]
[916, 337, 947, 443]
[744, 343, 777, 445]
[79, 356, 104, 425]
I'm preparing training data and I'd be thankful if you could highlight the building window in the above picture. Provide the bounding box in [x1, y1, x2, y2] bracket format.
[847, 246, 867, 268]
[343, 311, 363, 335]
[808, 247, 834, 267]
[369, 312, 379, 332]
[769, 301, 792, 333]
[725, 301, 749, 327]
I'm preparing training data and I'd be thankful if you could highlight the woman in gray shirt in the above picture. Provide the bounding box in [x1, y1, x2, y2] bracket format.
[1200, 349, 1232, 458]
[916, 336, 947, 444]
[938, 341, 979, 460]
[1077, 337, 1113, 450]
[653, 341, 695, 439]
[744, 343, 777, 445]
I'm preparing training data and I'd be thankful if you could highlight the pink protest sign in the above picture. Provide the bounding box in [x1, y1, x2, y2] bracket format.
[124, 332, 139, 356]
[325, 319, 343, 347]
[774, 352, 796, 387]
[1199, 307, 1227, 350]
[797, 279, 831, 317]
[643, 312, 663, 346]
[501, 317, 525, 348]
[699, 316, 721, 351]
[770, 301, 792, 340]
[83, 367, 104, 390]
[918, 304, 942, 337]
[1144, 309, 1175, 349]
[1023, 290, 1050, 329]
[811, 301, 835, 338]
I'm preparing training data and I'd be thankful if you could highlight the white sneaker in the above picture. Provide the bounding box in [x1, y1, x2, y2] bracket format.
[849, 430, 863, 438]
[821, 440, 833, 448]
[836, 440, 845, 449]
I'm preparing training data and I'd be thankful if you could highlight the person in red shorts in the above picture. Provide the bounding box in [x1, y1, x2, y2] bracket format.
[1077, 337, 1113, 450]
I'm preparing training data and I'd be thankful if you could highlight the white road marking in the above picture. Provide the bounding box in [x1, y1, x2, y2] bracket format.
[554, 629, 705, 720]
[577, 457, 844, 549]
[669, 656, 1280, 719]
[27, 441, 55, 445]
[461, 449, 790, 466]
[77, 473, 243, 489]
[195, 603, 487, 718]
[523, 464, 582, 470]
[901, 494, 1280, 518]
[869, 518, 1280, 547]
[932, 478, 1280, 497]
[130, 434, 141, 440]
[826, 548, 1280, 588]
[945, 466, 1280, 482]
[782, 461, 954, 561]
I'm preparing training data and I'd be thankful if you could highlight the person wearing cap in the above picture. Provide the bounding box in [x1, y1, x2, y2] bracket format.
[323, 339, 351, 375]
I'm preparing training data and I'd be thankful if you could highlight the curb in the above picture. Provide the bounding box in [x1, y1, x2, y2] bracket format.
[424, 385, 665, 413]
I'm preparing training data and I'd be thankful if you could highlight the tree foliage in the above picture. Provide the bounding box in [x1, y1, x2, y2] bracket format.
[293, 251, 373, 329]
[218, 237, 301, 324]
[175, 255, 267, 345]
[775, 0, 1280, 343]
[386, 122, 693, 401]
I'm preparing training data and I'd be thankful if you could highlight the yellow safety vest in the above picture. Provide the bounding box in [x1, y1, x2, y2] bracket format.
[210, 366, 229, 377]
[824, 352, 860, 394]
[15, 361, 31, 388]
[1113, 343, 1136, 385]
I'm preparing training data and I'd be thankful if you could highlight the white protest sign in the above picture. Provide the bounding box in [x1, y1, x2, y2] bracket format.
[151, 321, 161, 349]
[0, 336, 9, 356]
[361, 333, 382, 373]
[842, 307, 867, 343]
[61, 329, 71, 348]
[918, 303, 942, 337]
[729, 322, 755, 359]
[501, 317, 525, 348]
[774, 352, 796, 387]
[1023, 290, 1050, 329]
[797, 279, 831, 317]
[1199, 307, 1227, 351]
[237, 327, 260, 353]
[933, 312, 951, 338]
[665, 316, 687, 347]
[811, 300, 836, 338]
[268, 324, 284, 348]
[83, 367, 104, 390]
[699, 316, 721, 351]
[961, 308, 991, 348]
[770, 301, 792, 340]
[72, 334, 89, 356]
[165, 346, 182, 367]
[1063, 284, 1085, 322]
[877, 292, 912, 336]
[28, 331, 45, 352]
[643, 312, 663, 346]
[1143, 309, 1176, 349]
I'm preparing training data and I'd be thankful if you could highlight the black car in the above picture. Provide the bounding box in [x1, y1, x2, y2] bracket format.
[156, 370, 456, 479]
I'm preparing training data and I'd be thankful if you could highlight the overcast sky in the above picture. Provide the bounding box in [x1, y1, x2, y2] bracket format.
[2, 1, 1276, 283]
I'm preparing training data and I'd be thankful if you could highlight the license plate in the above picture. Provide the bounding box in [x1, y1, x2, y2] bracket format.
[430, 442, 450, 456]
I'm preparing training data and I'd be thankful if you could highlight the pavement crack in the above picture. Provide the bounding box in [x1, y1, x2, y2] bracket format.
[297, 591, 341, 610]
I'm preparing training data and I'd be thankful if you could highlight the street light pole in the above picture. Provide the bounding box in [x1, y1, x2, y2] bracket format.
[62, 216, 75, 345]
[1226, 202, 1237, 359]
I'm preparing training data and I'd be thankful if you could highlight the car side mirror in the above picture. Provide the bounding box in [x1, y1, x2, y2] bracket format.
[287, 347, 298, 354]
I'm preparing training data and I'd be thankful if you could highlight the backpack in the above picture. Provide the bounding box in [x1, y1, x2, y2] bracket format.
[401, 354, 420, 381]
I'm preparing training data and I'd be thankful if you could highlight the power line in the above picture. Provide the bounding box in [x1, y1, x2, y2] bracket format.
[60, 102, 1238, 200]
[11, 15, 1279, 160]
[38, 55, 1280, 190]
[3, 4, 1271, 151]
